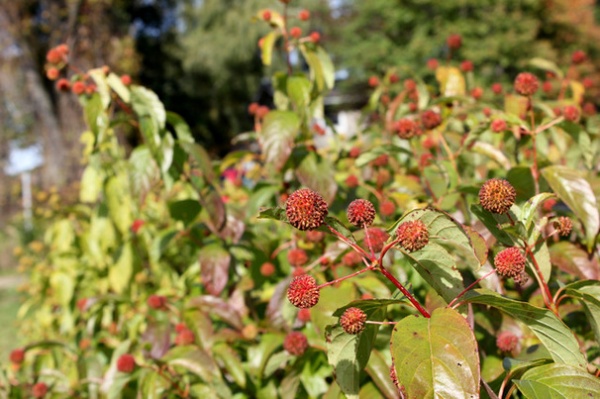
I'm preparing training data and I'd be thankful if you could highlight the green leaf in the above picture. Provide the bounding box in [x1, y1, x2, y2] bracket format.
[109, 243, 133, 295]
[105, 173, 133, 235]
[389, 208, 482, 302]
[365, 350, 401, 399]
[520, 193, 555, 234]
[50, 272, 74, 305]
[168, 199, 202, 225]
[562, 280, 600, 347]
[390, 308, 480, 399]
[300, 44, 335, 91]
[167, 112, 194, 143]
[287, 75, 311, 111]
[106, 72, 131, 103]
[515, 363, 600, 398]
[471, 204, 515, 246]
[528, 240, 552, 283]
[80, 164, 103, 203]
[213, 343, 246, 388]
[261, 111, 300, 170]
[528, 58, 564, 79]
[542, 166, 599, 251]
[260, 31, 280, 66]
[246, 333, 284, 379]
[131, 86, 166, 129]
[507, 166, 536, 202]
[296, 152, 337, 204]
[88, 68, 111, 109]
[257, 206, 287, 222]
[435, 66, 466, 96]
[128, 146, 159, 197]
[462, 289, 587, 368]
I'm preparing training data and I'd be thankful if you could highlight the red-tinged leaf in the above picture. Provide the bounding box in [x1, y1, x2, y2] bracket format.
[390, 308, 480, 399]
[199, 243, 230, 296]
[201, 188, 227, 232]
[260, 111, 300, 171]
[549, 241, 599, 280]
[541, 165, 599, 252]
[189, 295, 242, 330]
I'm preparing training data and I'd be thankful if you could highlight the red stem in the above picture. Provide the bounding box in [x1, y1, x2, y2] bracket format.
[448, 268, 496, 309]
[378, 265, 430, 318]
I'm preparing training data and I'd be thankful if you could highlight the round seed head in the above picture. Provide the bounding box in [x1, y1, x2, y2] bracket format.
[514, 72, 539, 96]
[287, 275, 320, 308]
[340, 307, 367, 334]
[116, 354, 136, 373]
[284, 331, 308, 356]
[479, 178, 516, 214]
[494, 247, 526, 279]
[347, 199, 376, 227]
[421, 110, 442, 130]
[287, 248, 309, 267]
[285, 188, 328, 231]
[396, 220, 429, 252]
[554, 216, 573, 237]
[496, 331, 519, 352]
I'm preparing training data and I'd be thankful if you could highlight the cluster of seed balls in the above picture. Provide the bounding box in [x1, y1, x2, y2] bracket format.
[284, 188, 430, 335]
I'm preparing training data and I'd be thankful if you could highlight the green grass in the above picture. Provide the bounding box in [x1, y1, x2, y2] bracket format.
[0, 281, 23, 361]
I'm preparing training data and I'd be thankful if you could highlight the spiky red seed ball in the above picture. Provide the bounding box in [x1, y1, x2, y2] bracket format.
[339, 307, 367, 334]
[175, 322, 187, 333]
[409, 102, 418, 112]
[372, 154, 389, 167]
[496, 331, 519, 352]
[347, 199, 376, 227]
[120, 74, 132, 86]
[542, 198, 557, 213]
[396, 220, 429, 252]
[342, 251, 362, 267]
[345, 174, 359, 188]
[389, 73, 399, 84]
[494, 247, 526, 279]
[479, 179, 516, 214]
[379, 200, 396, 217]
[46, 68, 59, 80]
[260, 262, 276, 277]
[364, 228, 389, 253]
[395, 118, 419, 139]
[491, 83, 502, 95]
[287, 274, 320, 308]
[583, 102, 596, 116]
[297, 308, 311, 323]
[283, 331, 308, 355]
[447, 34, 462, 49]
[309, 32, 320, 43]
[248, 103, 259, 115]
[349, 146, 361, 158]
[572, 50, 586, 65]
[147, 294, 167, 310]
[582, 77, 594, 89]
[256, 105, 270, 119]
[299, 9, 310, 21]
[116, 354, 136, 373]
[175, 328, 195, 346]
[288, 248, 309, 267]
[427, 58, 439, 70]
[421, 110, 442, 130]
[262, 10, 272, 21]
[55, 44, 69, 56]
[10, 348, 25, 364]
[404, 79, 417, 92]
[514, 72, 539, 96]
[460, 60, 473, 72]
[368, 76, 379, 88]
[554, 216, 573, 236]
[471, 87, 483, 100]
[32, 382, 48, 398]
[56, 78, 70, 92]
[290, 27, 302, 38]
[491, 119, 507, 133]
[542, 81, 553, 94]
[46, 48, 62, 64]
[306, 230, 324, 242]
[482, 107, 492, 117]
[131, 219, 144, 233]
[563, 105, 580, 122]
[72, 81, 86, 95]
[85, 84, 96, 95]
[292, 266, 305, 277]
[285, 188, 328, 231]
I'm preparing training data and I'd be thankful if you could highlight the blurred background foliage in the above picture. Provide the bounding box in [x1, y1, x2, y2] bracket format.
[1, 0, 600, 218]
